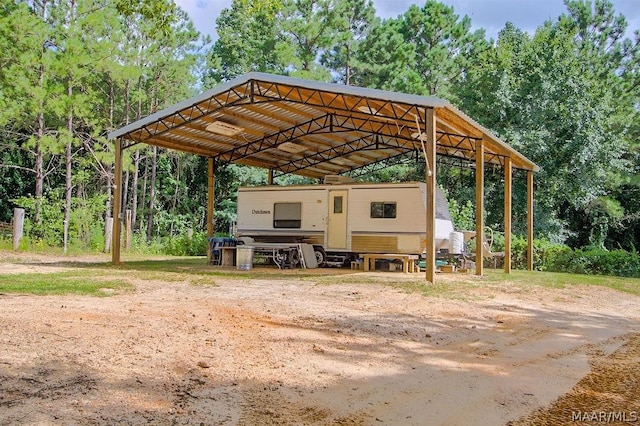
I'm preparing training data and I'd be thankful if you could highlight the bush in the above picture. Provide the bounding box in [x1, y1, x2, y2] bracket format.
[509, 236, 567, 271]
[545, 247, 640, 277]
[499, 235, 640, 277]
[161, 231, 208, 256]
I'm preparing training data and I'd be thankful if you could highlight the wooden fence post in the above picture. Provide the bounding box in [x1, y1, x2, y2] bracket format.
[105, 217, 113, 253]
[125, 209, 132, 251]
[12, 208, 25, 250]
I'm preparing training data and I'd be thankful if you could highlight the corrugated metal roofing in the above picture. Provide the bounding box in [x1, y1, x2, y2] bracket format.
[108, 72, 539, 176]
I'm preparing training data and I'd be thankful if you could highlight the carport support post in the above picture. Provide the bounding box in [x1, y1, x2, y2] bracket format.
[111, 138, 123, 265]
[425, 108, 436, 283]
[207, 157, 216, 263]
[475, 139, 485, 276]
[504, 157, 512, 273]
[527, 171, 534, 271]
[267, 169, 274, 185]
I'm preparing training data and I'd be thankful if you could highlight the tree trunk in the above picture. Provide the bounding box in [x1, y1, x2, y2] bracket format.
[146, 146, 157, 242]
[122, 78, 130, 224]
[63, 0, 77, 254]
[170, 155, 180, 236]
[134, 75, 144, 233]
[345, 43, 351, 85]
[64, 82, 73, 254]
[139, 151, 148, 234]
[106, 77, 115, 222]
[34, 118, 44, 226]
[145, 84, 159, 242]
[34, 0, 48, 226]
[123, 168, 130, 214]
[131, 149, 140, 232]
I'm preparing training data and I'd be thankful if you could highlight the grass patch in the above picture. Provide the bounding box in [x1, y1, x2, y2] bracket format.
[0, 272, 134, 296]
[104, 257, 338, 281]
[478, 269, 640, 296]
[307, 268, 640, 299]
[189, 277, 219, 287]
[3, 252, 639, 298]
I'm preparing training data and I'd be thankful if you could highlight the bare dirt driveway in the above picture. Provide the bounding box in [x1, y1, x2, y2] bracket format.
[0, 252, 639, 425]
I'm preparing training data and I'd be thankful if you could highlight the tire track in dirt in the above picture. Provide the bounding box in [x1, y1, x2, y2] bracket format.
[509, 332, 640, 425]
[211, 305, 368, 425]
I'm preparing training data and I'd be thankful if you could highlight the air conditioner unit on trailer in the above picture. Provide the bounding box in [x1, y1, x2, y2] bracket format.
[323, 175, 355, 184]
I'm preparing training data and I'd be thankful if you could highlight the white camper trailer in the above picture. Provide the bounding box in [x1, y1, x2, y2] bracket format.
[236, 180, 455, 266]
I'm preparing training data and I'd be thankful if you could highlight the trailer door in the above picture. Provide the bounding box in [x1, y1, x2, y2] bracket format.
[327, 190, 348, 249]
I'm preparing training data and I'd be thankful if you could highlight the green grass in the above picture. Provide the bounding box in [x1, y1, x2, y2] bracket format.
[2, 253, 639, 298]
[307, 267, 640, 299]
[0, 272, 134, 296]
[103, 257, 347, 281]
[480, 269, 640, 296]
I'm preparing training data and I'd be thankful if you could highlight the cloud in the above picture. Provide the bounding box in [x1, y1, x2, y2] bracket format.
[175, 0, 228, 39]
[177, 0, 639, 42]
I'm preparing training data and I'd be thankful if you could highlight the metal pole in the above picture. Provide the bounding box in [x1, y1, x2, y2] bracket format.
[112, 138, 123, 265]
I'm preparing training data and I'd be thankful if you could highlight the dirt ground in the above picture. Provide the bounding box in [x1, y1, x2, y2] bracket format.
[1, 253, 639, 425]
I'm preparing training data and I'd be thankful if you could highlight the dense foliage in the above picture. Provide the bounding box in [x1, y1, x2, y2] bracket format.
[1, 0, 638, 271]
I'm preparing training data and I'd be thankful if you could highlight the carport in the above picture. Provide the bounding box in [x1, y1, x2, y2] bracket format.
[108, 72, 539, 282]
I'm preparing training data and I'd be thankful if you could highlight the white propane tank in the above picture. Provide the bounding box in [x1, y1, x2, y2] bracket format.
[449, 231, 464, 254]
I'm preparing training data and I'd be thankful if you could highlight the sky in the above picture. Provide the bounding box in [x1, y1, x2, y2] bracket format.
[176, 0, 640, 42]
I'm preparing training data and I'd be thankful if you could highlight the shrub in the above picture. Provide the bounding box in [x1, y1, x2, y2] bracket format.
[497, 235, 640, 277]
[545, 247, 640, 277]
[161, 231, 208, 256]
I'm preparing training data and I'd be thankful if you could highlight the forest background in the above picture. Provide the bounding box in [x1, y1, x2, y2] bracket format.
[0, 0, 638, 274]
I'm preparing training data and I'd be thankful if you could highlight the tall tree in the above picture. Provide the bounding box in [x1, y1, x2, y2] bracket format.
[0, 1, 62, 226]
[206, 0, 286, 84]
[457, 0, 639, 247]
[320, 0, 377, 84]
[278, 0, 336, 80]
[355, 0, 488, 98]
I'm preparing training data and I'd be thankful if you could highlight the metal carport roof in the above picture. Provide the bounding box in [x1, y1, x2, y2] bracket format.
[108, 72, 539, 176]
[108, 72, 538, 281]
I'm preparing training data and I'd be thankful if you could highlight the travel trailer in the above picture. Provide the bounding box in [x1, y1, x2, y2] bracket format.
[236, 179, 456, 266]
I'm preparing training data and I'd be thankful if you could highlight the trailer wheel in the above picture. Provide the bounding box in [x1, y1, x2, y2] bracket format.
[313, 247, 326, 266]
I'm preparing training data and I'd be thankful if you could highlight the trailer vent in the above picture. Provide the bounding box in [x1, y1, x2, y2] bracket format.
[323, 175, 355, 184]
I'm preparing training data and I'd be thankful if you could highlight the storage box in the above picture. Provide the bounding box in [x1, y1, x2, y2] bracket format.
[440, 264, 455, 273]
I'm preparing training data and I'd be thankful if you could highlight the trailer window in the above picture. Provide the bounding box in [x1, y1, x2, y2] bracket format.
[370, 202, 396, 219]
[333, 196, 343, 214]
[273, 202, 302, 228]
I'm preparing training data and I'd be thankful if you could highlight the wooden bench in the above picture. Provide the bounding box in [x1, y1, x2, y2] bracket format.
[362, 253, 418, 274]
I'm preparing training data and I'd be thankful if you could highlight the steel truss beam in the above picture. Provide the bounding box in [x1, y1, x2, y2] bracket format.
[122, 83, 253, 144]
[252, 80, 428, 126]
[214, 112, 418, 166]
[346, 148, 508, 178]
[347, 151, 418, 177]
[272, 133, 416, 177]
[214, 114, 340, 164]
[272, 129, 483, 177]
[118, 78, 506, 174]
[216, 109, 478, 170]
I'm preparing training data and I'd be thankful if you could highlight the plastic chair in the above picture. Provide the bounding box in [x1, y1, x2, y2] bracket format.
[461, 227, 505, 269]
[482, 227, 505, 268]
[209, 237, 225, 265]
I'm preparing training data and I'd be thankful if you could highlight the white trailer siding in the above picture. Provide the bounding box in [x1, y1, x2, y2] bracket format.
[237, 182, 455, 255]
[347, 183, 453, 253]
[237, 187, 326, 241]
[349, 185, 424, 233]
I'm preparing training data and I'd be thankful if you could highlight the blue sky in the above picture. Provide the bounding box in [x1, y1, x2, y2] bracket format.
[176, 0, 639, 42]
